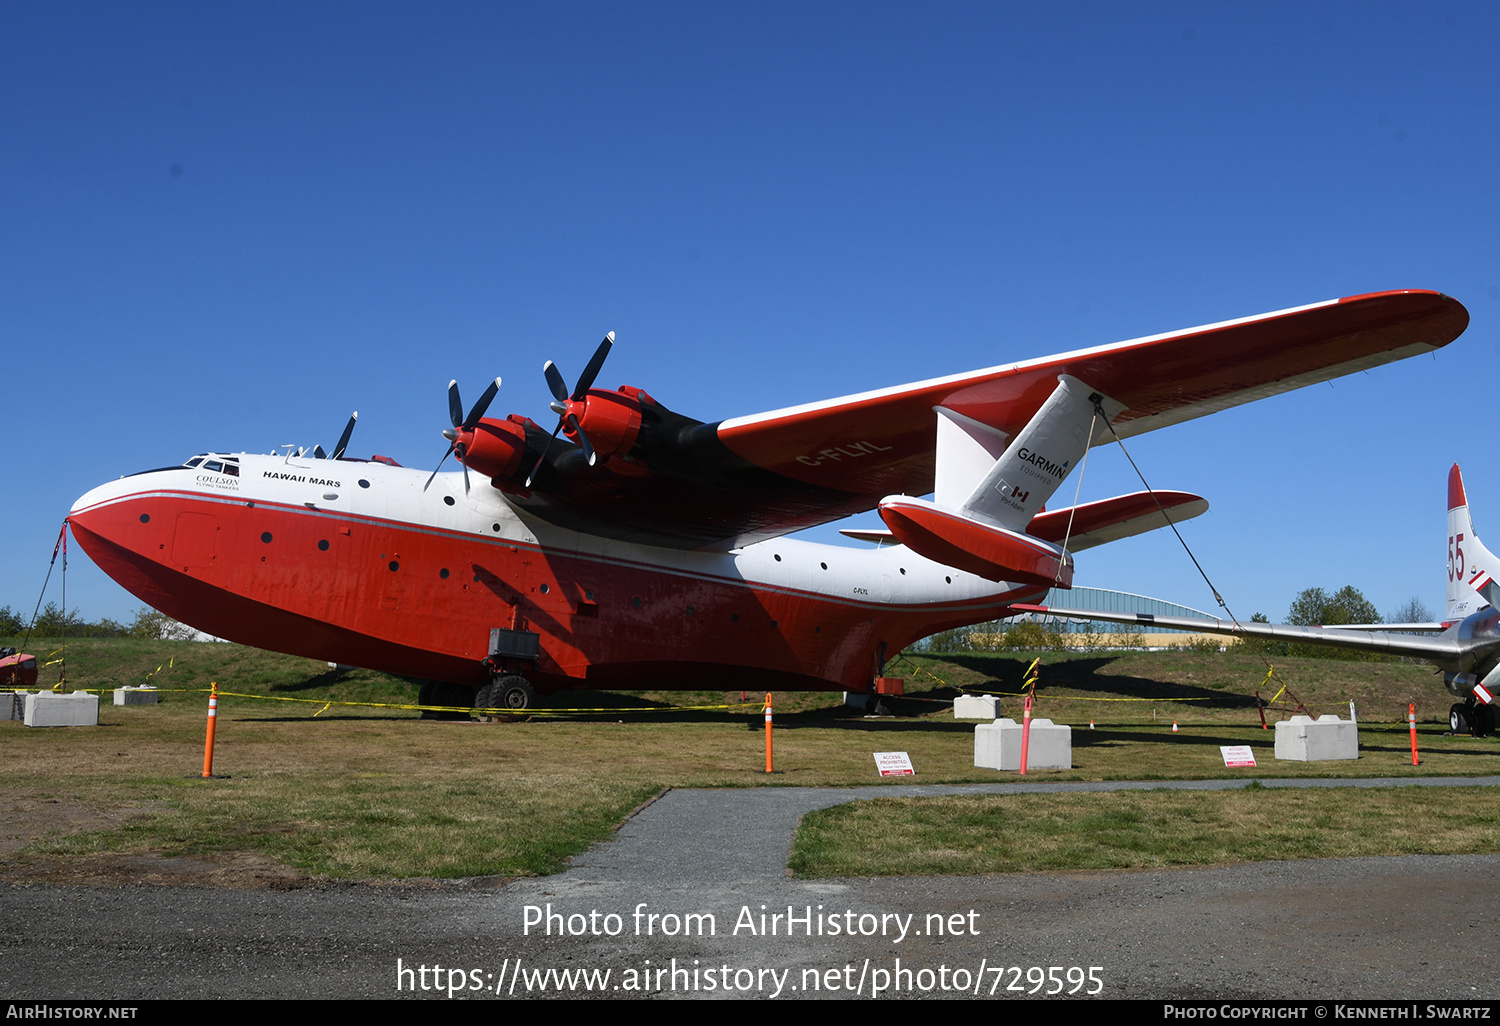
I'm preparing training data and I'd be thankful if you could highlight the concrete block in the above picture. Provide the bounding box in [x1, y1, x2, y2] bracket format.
[953, 694, 998, 720]
[113, 686, 159, 706]
[1275, 713, 1359, 761]
[23, 691, 100, 728]
[843, 692, 873, 712]
[0, 692, 22, 720]
[975, 717, 1072, 771]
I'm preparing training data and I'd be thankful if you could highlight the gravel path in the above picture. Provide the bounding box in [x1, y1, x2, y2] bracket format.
[3, 778, 1497, 1001]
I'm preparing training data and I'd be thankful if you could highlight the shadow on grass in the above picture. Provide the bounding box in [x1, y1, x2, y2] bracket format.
[927, 654, 1263, 709]
[1074, 726, 1276, 749]
[267, 668, 369, 693]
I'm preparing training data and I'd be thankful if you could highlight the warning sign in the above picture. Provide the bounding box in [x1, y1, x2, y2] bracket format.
[873, 751, 915, 776]
[1220, 745, 1257, 768]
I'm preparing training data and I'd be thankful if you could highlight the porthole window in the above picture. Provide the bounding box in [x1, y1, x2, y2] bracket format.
[358, 479, 370, 489]
[539, 583, 549, 594]
[774, 554, 782, 562]
[820, 562, 827, 570]
[388, 561, 399, 572]
[731, 613, 740, 623]
[899, 567, 906, 575]
[439, 568, 450, 579]
[631, 596, 642, 608]
[139, 514, 150, 524]
[492, 523, 501, 532]
[945, 576, 952, 584]
[685, 606, 694, 615]
[443, 496, 455, 506]
[261, 532, 273, 544]
[318, 539, 330, 551]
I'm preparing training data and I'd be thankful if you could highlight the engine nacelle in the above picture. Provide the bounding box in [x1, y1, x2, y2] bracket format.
[562, 386, 645, 462]
[458, 415, 531, 481]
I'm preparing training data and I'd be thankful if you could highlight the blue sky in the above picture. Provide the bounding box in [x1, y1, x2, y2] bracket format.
[3, 1, 1496, 628]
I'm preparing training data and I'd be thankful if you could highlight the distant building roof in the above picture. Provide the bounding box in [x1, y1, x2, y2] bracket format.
[1002, 586, 1216, 633]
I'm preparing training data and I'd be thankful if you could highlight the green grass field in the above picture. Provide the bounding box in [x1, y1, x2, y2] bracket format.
[0, 637, 1492, 881]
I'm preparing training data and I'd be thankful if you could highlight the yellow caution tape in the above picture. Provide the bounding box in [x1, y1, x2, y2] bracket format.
[50, 684, 767, 718]
[958, 690, 1221, 702]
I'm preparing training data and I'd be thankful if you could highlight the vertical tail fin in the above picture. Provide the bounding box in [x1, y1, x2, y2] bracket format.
[1447, 463, 1500, 618]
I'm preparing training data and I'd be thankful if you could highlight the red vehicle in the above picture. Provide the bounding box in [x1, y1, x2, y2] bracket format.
[0, 648, 38, 687]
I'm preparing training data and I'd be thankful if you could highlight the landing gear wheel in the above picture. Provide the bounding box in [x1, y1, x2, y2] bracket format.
[1451, 703, 1472, 735]
[477, 674, 536, 712]
[419, 680, 474, 721]
[1476, 702, 1496, 738]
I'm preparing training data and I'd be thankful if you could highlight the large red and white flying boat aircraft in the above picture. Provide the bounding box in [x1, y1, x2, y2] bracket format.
[68, 290, 1468, 710]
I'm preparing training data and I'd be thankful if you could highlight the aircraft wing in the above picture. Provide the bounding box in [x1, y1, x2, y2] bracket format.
[1010, 602, 1467, 664]
[509, 290, 1467, 548]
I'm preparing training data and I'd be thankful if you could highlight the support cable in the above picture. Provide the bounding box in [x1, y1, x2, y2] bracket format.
[1052, 406, 1098, 587]
[1090, 399, 1299, 711]
[20, 523, 69, 666]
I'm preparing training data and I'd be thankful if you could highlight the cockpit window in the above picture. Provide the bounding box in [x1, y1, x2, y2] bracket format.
[181, 454, 239, 476]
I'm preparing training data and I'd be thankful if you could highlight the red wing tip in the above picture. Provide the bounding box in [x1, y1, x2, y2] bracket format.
[1336, 288, 1447, 303]
[1011, 603, 1048, 613]
[1450, 464, 1468, 511]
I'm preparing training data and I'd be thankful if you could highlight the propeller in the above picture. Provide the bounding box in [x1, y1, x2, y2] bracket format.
[311, 412, 358, 460]
[424, 377, 501, 492]
[526, 331, 614, 487]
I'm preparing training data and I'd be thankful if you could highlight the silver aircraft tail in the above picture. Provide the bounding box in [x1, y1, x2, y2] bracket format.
[1447, 463, 1500, 620]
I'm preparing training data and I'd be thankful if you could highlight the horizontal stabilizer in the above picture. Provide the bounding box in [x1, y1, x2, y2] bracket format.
[879, 497, 1073, 587]
[838, 528, 899, 545]
[1026, 491, 1209, 552]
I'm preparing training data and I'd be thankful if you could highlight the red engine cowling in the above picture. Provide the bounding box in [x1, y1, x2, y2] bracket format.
[458, 415, 530, 481]
[560, 387, 645, 462]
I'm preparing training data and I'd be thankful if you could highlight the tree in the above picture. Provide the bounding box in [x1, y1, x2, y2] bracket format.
[1288, 586, 1381, 627]
[0, 605, 24, 637]
[129, 607, 197, 641]
[997, 619, 1064, 652]
[1386, 596, 1436, 626]
[918, 627, 974, 653]
[28, 602, 82, 637]
[1286, 586, 1381, 659]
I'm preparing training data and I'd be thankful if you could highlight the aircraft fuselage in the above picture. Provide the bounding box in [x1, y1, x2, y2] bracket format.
[69, 453, 1033, 692]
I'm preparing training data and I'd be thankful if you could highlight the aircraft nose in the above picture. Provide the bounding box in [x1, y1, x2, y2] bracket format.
[71, 479, 121, 520]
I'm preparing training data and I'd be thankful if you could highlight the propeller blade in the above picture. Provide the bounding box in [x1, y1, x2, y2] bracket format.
[525, 421, 567, 489]
[567, 413, 597, 467]
[462, 377, 502, 430]
[572, 331, 614, 400]
[331, 412, 358, 460]
[447, 380, 464, 428]
[423, 443, 454, 492]
[543, 361, 569, 403]
[462, 455, 471, 494]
